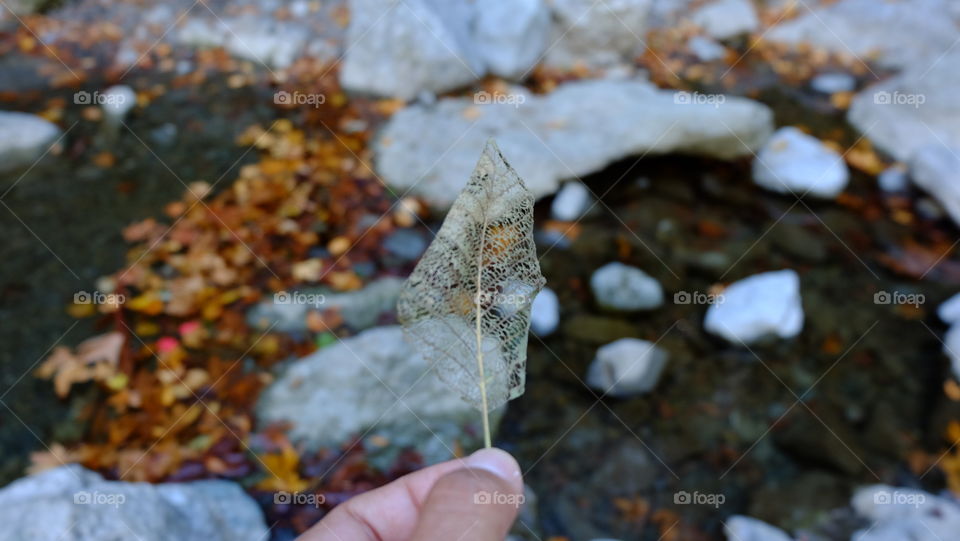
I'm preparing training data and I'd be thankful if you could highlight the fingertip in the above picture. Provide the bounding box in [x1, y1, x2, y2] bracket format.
[464, 447, 523, 493]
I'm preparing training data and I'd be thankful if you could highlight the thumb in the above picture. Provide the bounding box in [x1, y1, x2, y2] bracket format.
[410, 448, 525, 541]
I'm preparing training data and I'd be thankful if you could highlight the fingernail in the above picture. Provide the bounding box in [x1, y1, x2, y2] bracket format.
[465, 448, 523, 486]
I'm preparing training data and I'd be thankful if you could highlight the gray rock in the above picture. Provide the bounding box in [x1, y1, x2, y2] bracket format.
[704, 269, 803, 344]
[753, 127, 849, 198]
[340, 0, 483, 100]
[909, 144, 960, 227]
[375, 78, 773, 209]
[810, 72, 856, 94]
[690, 0, 759, 39]
[877, 165, 909, 192]
[590, 262, 664, 311]
[0, 111, 61, 173]
[178, 16, 307, 69]
[688, 35, 727, 62]
[724, 515, 793, 541]
[383, 228, 428, 262]
[586, 338, 669, 397]
[0, 464, 267, 541]
[551, 181, 592, 221]
[766, 0, 960, 70]
[247, 276, 404, 333]
[473, 0, 550, 79]
[530, 287, 559, 336]
[225, 17, 308, 69]
[544, 0, 652, 70]
[848, 49, 960, 162]
[257, 326, 480, 463]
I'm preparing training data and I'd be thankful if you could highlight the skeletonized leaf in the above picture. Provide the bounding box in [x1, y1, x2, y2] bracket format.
[398, 139, 545, 413]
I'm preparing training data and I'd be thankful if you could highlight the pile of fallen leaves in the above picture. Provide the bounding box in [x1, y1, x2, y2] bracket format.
[31, 62, 421, 501]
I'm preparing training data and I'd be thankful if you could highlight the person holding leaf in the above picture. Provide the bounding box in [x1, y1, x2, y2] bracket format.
[299, 448, 524, 541]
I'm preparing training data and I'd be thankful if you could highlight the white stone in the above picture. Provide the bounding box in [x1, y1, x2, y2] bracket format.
[877, 165, 909, 192]
[473, 0, 550, 79]
[704, 269, 804, 344]
[247, 276, 404, 333]
[178, 18, 230, 49]
[530, 287, 560, 336]
[178, 15, 311, 69]
[225, 17, 307, 69]
[544, 0, 653, 69]
[99, 85, 137, 122]
[810, 72, 856, 94]
[766, 0, 960, 71]
[909, 144, 960, 227]
[848, 49, 960, 162]
[943, 325, 960, 381]
[375, 78, 773, 210]
[340, 0, 483, 100]
[851, 485, 960, 541]
[0, 111, 61, 173]
[0, 465, 268, 541]
[257, 326, 479, 460]
[590, 262, 663, 311]
[938, 293, 960, 324]
[724, 516, 793, 541]
[586, 338, 669, 397]
[551, 181, 592, 221]
[752, 127, 849, 198]
[688, 35, 727, 62]
[690, 0, 759, 39]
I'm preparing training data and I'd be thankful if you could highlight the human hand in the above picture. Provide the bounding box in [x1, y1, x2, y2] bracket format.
[299, 448, 525, 541]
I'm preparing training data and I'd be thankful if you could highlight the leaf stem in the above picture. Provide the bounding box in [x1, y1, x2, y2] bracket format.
[476, 217, 491, 449]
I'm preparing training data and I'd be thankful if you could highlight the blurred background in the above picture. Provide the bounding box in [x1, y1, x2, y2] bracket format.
[1, 0, 960, 539]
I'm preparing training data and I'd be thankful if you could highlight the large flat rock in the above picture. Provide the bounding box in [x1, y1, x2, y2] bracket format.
[257, 326, 482, 464]
[766, 0, 960, 71]
[0, 465, 267, 541]
[375, 78, 773, 210]
[848, 49, 960, 162]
